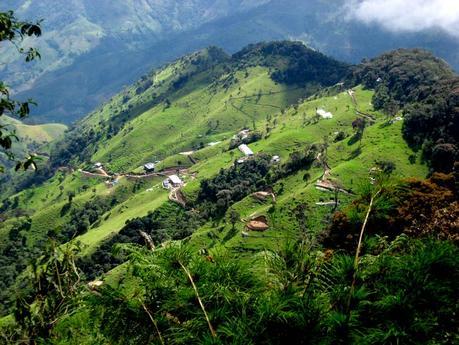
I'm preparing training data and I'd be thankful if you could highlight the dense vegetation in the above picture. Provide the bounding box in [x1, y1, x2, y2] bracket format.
[197, 155, 272, 218]
[234, 41, 349, 86]
[79, 202, 203, 280]
[3, 229, 457, 344]
[0, 182, 133, 315]
[354, 49, 459, 172]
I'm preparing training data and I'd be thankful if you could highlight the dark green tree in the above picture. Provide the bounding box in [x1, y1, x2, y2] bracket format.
[229, 209, 240, 230]
[352, 117, 367, 147]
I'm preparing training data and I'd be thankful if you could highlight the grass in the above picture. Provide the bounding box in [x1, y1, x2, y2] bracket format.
[76, 180, 168, 255]
[89, 66, 306, 172]
[182, 86, 427, 255]
[1, 66, 427, 277]
[0, 115, 67, 159]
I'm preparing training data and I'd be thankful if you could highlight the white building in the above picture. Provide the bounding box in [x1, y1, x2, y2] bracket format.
[316, 108, 333, 119]
[168, 174, 183, 187]
[271, 155, 281, 164]
[238, 144, 254, 156]
[238, 129, 250, 139]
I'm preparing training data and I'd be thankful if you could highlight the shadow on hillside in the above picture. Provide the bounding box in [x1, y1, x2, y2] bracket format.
[60, 203, 71, 217]
[347, 147, 362, 160]
[347, 133, 361, 146]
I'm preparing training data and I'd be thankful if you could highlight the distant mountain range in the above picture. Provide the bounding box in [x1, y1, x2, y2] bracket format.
[1, 0, 458, 124]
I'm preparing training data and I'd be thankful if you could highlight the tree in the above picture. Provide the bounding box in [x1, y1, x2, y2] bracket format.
[0, 11, 42, 172]
[13, 242, 82, 343]
[431, 143, 458, 173]
[229, 209, 239, 230]
[383, 98, 400, 121]
[293, 203, 309, 236]
[67, 191, 75, 204]
[352, 117, 366, 147]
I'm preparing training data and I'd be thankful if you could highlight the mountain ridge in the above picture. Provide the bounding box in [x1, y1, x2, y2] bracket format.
[2, 0, 459, 124]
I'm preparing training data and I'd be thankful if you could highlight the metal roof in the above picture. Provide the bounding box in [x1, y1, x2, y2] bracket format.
[169, 174, 182, 185]
[238, 144, 254, 156]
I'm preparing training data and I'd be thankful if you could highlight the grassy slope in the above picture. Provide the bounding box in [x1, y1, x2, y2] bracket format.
[184, 86, 427, 255]
[0, 86, 426, 259]
[77, 179, 168, 255]
[0, 115, 67, 152]
[89, 66, 304, 171]
[0, 50, 427, 282]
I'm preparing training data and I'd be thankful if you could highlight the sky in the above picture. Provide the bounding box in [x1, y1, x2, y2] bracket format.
[347, 0, 459, 38]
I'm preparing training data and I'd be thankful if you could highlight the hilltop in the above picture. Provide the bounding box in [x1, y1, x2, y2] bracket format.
[0, 42, 457, 343]
[2, 0, 459, 123]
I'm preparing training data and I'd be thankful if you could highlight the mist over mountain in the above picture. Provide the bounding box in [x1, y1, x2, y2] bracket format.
[1, 0, 458, 124]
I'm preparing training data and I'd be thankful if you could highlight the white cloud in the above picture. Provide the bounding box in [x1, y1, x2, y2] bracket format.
[347, 0, 459, 37]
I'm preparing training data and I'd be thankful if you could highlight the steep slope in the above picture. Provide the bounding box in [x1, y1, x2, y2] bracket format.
[51, 42, 348, 171]
[0, 0, 270, 123]
[0, 115, 66, 162]
[2, 0, 458, 123]
[0, 43, 439, 319]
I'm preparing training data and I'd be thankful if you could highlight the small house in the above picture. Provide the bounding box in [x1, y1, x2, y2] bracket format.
[316, 109, 333, 119]
[144, 163, 155, 173]
[168, 174, 183, 188]
[238, 144, 254, 156]
[271, 155, 281, 164]
[237, 129, 250, 139]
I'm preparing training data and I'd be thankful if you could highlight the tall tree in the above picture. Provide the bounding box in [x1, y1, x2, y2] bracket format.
[0, 11, 42, 172]
[352, 117, 366, 147]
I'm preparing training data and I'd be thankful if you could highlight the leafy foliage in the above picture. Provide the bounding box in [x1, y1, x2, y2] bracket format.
[32, 236, 459, 345]
[325, 171, 459, 250]
[8, 242, 83, 343]
[403, 78, 459, 172]
[197, 154, 272, 218]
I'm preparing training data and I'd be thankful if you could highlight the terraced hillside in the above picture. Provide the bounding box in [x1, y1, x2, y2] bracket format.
[0, 43, 437, 322]
[51, 42, 348, 171]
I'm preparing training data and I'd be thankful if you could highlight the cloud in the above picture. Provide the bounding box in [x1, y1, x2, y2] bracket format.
[347, 0, 459, 37]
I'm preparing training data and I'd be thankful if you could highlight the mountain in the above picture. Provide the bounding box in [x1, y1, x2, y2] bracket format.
[1, 0, 459, 124]
[0, 41, 457, 343]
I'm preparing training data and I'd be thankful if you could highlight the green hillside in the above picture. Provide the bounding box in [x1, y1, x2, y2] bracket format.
[0, 42, 457, 344]
[0, 115, 67, 155]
